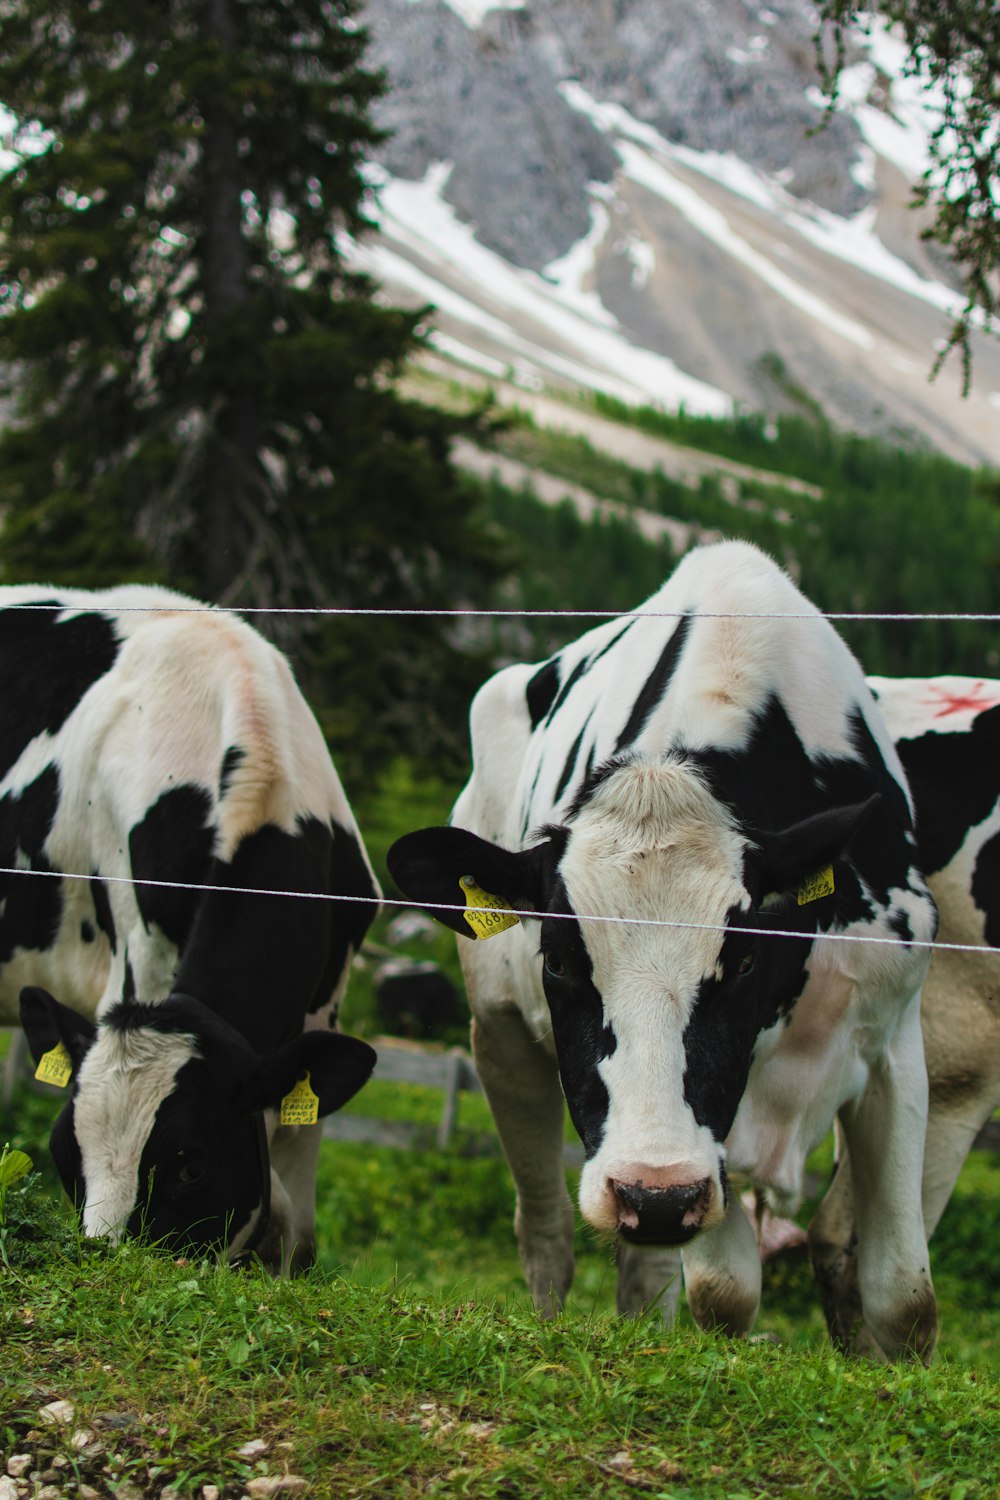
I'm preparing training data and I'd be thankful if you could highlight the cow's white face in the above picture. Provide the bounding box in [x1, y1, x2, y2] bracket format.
[388, 752, 879, 1248]
[73, 1027, 199, 1241]
[549, 760, 751, 1239]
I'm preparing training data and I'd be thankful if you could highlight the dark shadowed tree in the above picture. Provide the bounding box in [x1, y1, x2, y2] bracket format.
[817, 1, 999, 388]
[0, 0, 505, 775]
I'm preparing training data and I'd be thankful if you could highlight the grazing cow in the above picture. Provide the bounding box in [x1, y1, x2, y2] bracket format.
[809, 675, 1000, 1349]
[2, 584, 379, 1271]
[388, 542, 939, 1360]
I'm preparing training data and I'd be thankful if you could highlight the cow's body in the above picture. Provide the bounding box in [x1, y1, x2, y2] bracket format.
[5, 584, 379, 1270]
[810, 676, 1000, 1348]
[389, 542, 938, 1359]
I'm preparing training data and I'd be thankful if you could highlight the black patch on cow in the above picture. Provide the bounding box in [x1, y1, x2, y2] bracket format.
[80, 920, 95, 943]
[170, 815, 378, 1054]
[0, 603, 119, 778]
[586, 620, 634, 671]
[894, 705, 1000, 875]
[0, 764, 64, 965]
[553, 710, 595, 807]
[526, 659, 560, 729]
[128, 784, 216, 951]
[538, 882, 612, 1159]
[681, 904, 811, 1141]
[544, 654, 591, 728]
[125, 1051, 263, 1255]
[614, 612, 691, 753]
[218, 745, 246, 802]
[90, 875, 116, 954]
[971, 829, 1000, 948]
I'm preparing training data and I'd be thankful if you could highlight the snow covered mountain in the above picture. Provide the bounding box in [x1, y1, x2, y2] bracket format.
[353, 0, 1000, 466]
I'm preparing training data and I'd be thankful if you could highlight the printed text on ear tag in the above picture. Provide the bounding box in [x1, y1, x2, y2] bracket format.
[280, 1073, 320, 1126]
[34, 1043, 73, 1089]
[460, 874, 520, 939]
[797, 866, 835, 906]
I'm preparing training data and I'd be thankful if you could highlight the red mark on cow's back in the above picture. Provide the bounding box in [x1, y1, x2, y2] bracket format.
[927, 681, 1000, 718]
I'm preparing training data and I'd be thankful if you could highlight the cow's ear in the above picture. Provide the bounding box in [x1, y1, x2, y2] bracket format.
[19, 987, 97, 1076]
[387, 826, 542, 938]
[755, 794, 881, 896]
[248, 1031, 376, 1118]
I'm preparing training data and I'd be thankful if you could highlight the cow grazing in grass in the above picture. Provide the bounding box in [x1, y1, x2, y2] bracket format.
[389, 542, 939, 1361]
[809, 675, 1000, 1350]
[3, 584, 379, 1272]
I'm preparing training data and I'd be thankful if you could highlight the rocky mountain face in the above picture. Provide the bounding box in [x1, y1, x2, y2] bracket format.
[357, 0, 1000, 465]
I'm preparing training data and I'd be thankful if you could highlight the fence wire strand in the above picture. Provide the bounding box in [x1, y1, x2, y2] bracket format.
[0, 862, 995, 959]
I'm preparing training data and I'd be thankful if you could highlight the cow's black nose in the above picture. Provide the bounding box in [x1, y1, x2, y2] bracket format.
[613, 1178, 712, 1245]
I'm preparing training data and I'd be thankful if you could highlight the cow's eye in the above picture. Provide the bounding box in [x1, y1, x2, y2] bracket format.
[176, 1155, 206, 1187]
[543, 952, 567, 979]
[738, 953, 755, 977]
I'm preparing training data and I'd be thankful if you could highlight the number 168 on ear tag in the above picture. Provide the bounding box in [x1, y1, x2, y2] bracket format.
[460, 875, 520, 939]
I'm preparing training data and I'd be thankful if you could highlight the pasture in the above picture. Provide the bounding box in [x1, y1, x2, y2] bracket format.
[2, 1036, 998, 1498]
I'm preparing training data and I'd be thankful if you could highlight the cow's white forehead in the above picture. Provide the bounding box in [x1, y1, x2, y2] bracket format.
[559, 759, 750, 1000]
[74, 1027, 199, 1241]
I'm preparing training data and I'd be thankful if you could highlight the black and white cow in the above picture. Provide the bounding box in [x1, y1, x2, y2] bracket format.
[388, 542, 939, 1361]
[1, 584, 379, 1271]
[809, 675, 1000, 1349]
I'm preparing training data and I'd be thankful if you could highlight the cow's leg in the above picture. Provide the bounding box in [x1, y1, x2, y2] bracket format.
[471, 1011, 575, 1314]
[266, 1120, 324, 1275]
[838, 1000, 936, 1363]
[615, 1242, 683, 1321]
[681, 1189, 762, 1336]
[807, 1141, 872, 1355]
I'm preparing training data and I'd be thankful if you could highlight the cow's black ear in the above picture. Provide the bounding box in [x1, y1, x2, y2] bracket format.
[249, 1031, 376, 1118]
[387, 825, 541, 937]
[19, 987, 97, 1074]
[755, 794, 882, 895]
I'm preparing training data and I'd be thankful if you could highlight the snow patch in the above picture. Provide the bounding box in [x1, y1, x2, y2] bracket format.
[406, 0, 525, 26]
[349, 163, 732, 416]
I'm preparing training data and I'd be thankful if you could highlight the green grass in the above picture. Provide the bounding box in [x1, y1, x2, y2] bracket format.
[2, 1053, 998, 1498]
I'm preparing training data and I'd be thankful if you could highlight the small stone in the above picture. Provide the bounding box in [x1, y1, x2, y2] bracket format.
[71, 1430, 97, 1451]
[245, 1479, 307, 1498]
[202, 1487, 221, 1500]
[237, 1439, 268, 1460]
[37, 1487, 64, 1500]
[607, 1451, 631, 1469]
[79, 1488, 102, 1500]
[39, 1399, 74, 1426]
[111, 1483, 145, 1500]
[5, 1457, 31, 1479]
[0, 1477, 20, 1500]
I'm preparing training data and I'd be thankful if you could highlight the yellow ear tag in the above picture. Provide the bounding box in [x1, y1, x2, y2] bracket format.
[797, 866, 835, 905]
[34, 1043, 73, 1089]
[460, 874, 520, 939]
[279, 1072, 320, 1126]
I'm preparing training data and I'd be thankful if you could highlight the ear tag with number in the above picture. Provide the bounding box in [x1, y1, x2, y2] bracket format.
[796, 865, 835, 906]
[280, 1073, 320, 1126]
[34, 1043, 73, 1089]
[460, 874, 520, 939]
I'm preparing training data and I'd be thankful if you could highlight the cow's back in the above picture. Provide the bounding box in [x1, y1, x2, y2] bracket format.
[0, 585, 372, 1031]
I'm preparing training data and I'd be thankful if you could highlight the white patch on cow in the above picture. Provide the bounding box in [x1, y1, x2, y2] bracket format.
[73, 1027, 198, 1241]
[560, 758, 748, 1233]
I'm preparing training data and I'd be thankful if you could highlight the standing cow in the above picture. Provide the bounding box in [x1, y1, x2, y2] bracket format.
[389, 541, 939, 1361]
[809, 675, 1000, 1349]
[2, 584, 379, 1272]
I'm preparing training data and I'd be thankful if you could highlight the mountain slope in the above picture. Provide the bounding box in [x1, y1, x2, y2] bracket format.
[354, 0, 1000, 466]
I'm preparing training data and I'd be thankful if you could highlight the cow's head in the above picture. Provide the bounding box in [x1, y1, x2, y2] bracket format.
[19, 989, 375, 1260]
[389, 755, 877, 1247]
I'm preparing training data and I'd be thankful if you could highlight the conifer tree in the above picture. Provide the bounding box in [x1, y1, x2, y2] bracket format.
[0, 0, 503, 772]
